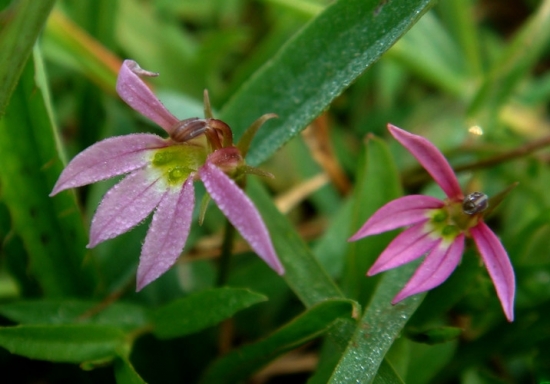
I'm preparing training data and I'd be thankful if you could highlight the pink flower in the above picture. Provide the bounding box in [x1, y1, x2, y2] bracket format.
[349, 124, 515, 322]
[50, 60, 284, 291]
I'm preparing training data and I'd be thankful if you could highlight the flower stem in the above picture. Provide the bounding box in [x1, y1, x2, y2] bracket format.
[217, 220, 236, 355]
[216, 219, 236, 287]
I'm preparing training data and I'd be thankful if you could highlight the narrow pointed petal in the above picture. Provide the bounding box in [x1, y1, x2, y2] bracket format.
[388, 124, 463, 199]
[368, 223, 440, 276]
[471, 222, 515, 322]
[392, 234, 464, 303]
[199, 162, 284, 275]
[50, 134, 167, 195]
[116, 60, 179, 133]
[349, 195, 443, 241]
[88, 168, 167, 247]
[137, 177, 195, 291]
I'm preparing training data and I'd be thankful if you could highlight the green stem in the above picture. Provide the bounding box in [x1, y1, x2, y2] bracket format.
[216, 220, 236, 287]
[216, 220, 236, 354]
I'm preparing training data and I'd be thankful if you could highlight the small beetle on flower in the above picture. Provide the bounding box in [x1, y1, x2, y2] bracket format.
[50, 60, 284, 290]
[349, 124, 515, 321]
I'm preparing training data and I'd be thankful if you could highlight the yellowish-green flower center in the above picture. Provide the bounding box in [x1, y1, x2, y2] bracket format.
[151, 144, 207, 186]
[432, 210, 448, 223]
[441, 224, 459, 238]
[428, 200, 481, 241]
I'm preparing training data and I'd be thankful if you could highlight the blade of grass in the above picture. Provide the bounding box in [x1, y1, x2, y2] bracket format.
[200, 299, 357, 384]
[0, 324, 126, 363]
[467, 0, 550, 125]
[219, 0, 436, 166]
[329, 264, 424, 383]
[0, 48, 96, 296]
[0, 0, 56, 116]
[342, 135, 402, 304]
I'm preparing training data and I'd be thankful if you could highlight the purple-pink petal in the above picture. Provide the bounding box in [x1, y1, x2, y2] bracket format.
[199, 161, 284, 275]
[88, 168, 167, 248]
[50, 134, 167, 195]
[471, 222, 515, 322]
[136, 177, 195, 291]
[349, 195, 443, 241]
[392, 234, 464, 303]
[368, 223, 440, 276]
[388, 124, 463, 200]
[116, 60, 179, 133]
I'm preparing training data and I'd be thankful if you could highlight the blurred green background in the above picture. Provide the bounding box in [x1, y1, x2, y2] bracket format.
[1, 0, 550, 383]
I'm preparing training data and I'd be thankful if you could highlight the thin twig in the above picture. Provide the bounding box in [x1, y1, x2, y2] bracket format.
[403, 134, 550, 189]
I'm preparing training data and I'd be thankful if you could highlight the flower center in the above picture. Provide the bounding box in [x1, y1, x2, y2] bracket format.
[151, 144, 207, 186]
[428, 192, 488, 240]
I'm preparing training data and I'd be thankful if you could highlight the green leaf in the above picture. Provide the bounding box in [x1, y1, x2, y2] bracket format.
[467, 0, 550, 125]
[0, 300, 149, 331]
[151, 287, 267, 339]
[312, 199, 353, 278]
[373, 360, 405, 384]
[0, 324, 126, 363]
[0, 0, 56, 116]
[245, 178, 360, 379]
[310, 352, 405, 384]
[200, 299, 357, 384]
[508, 207, 550, 265]
[437, 0, 481, 77]
[115, 357, 147, 384]
[328, 264, 424, 383]
[342, 134, 402, 304]
[247, 179, 344, 306]
[42, 9, 119, 95]
[259, 0, 324, 17]
[385, 11, 469, 97]
[115, 0, 200, 93]
[220, 0, 436, 166]
[309, 137, 408, 384]
[405, 340, 456, 384]
[0, 49, 96, 296]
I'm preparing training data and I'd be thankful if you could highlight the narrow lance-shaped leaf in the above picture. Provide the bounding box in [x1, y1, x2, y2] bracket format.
[114, 357, 147, 384]
[342, 135, 403, 303]
[467, 0, 550, 124]
[200, 299, 357, 384]
[329, 264, 425, 383]
[373, 361, 406, 384]
[0, 300, 149, 331]
[246, 179, 343, 306]
[151, 287, 267, 339]
[309, 135, 404, 384]
[220, 0, 436, 166]
[385, 11, 469, 97]
[240, 157, 406, 384]
[43, 10, 121, 94]
[0, 324, 127, 363]
[0, 49, 96, 296]
[0, 0, 56, 116]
